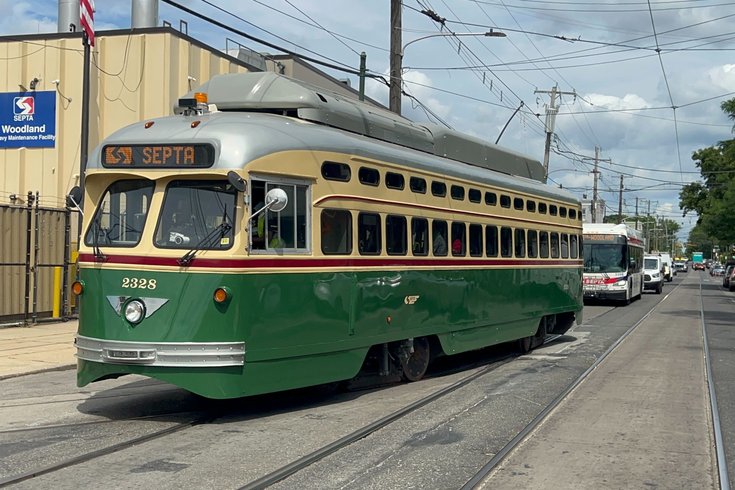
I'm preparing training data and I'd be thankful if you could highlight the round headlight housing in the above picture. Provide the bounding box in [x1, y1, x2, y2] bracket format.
[124, 300, 146, 324]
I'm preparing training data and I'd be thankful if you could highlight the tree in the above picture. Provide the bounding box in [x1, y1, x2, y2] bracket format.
[679, 98, 735, 244]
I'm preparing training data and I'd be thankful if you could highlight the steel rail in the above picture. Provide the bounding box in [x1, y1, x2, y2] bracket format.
[699, 277, 731, 490]
[0, 414, 214, 488]
[239, 354, 519, 490]
[460, 280, 684, 489]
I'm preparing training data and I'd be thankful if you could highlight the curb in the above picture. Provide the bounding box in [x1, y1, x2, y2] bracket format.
[0, 364, 76, 381]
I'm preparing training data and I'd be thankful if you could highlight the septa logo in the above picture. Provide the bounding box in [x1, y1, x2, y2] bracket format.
[13, 97, 35, 115]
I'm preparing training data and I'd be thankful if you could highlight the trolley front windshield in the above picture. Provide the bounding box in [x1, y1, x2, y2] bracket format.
[84, 179, 154, 247]
[155, 180, 237, 249]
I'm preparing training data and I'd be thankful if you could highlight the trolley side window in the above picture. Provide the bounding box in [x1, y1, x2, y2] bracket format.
[85, 179, 154, 248]
[432, 220, 448, 256]
[570, 234, 579, 259]
[321, 209, 352, 255]
[528, 230, 538, 258]
[540, 231, 550, 258]
[500, 227, 512, 257]
[485, 225, 498, 257]
[411, 218, 429, 256]
[386, 215, 407, 255]
[469, 224, 483, 257]
[451, 222, 466, 256]
[514, 228, 526, 258]
[249, 179, 310, 252]
[550, 232, 560, 258]
[155, 180, 237, 250]
[358, 213, 381, 255]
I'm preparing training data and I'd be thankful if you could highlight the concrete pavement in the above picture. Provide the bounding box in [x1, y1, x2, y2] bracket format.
[0, 320, 77, 380]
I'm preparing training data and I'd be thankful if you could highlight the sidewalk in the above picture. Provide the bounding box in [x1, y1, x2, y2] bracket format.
[0, 320, 78, 380]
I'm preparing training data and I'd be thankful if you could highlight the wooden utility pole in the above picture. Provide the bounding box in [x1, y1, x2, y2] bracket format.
[618, 174, 624, 222]
[535, 85, 576, 180]
[591, 146, 600, 223]
[389, 0, 402, 114]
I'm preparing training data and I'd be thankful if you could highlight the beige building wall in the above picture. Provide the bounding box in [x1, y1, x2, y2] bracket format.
[0, 27, 252, 209]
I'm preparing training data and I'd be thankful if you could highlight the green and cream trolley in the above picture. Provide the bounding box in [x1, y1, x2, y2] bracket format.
[72, 73, 583, 399]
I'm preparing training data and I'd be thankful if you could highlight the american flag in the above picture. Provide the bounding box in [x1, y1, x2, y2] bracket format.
[80, 0, 95, 46]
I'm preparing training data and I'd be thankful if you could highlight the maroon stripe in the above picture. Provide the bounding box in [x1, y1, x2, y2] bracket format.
[79, 253, 582, 269]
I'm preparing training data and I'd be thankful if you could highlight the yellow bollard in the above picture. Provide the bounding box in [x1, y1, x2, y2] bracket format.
[53, 266, 62, 318]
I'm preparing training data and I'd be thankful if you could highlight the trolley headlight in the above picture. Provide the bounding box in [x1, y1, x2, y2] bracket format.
[124, 300, 146, 324]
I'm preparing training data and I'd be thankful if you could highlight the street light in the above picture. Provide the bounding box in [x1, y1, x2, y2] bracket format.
[400, 30, 506, 56]
[390, 30, 506, 114]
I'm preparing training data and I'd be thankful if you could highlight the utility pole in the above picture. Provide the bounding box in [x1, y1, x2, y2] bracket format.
[635, 197, 639, 232]
[618, 175, 624, 223]
[389, 0, 402, 114]
[535, 85, 576, 180]
[591, 146, 600, 223]
[358, 52, 366, 101]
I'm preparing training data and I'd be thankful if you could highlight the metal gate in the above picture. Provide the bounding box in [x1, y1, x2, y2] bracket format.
[0, 192, 76, 325]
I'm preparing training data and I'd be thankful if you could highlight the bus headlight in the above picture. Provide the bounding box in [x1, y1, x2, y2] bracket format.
[124, 300, 146, 324]
[614, 280, 627, 286]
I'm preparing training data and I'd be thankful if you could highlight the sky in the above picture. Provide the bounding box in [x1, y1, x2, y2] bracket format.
[3, 0, 735, 243]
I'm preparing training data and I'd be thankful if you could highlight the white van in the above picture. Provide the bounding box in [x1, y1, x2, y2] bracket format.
[643, 254, 664, 294]
[658, 253, 674, 281]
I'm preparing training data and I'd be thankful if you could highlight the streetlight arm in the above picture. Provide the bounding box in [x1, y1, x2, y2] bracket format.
[401, 30, 505, 56]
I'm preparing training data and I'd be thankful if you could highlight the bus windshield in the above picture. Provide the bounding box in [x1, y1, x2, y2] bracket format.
[583, 243, 627, 273]
[84, 179, 154, 247]
[155, 180, 237, 249]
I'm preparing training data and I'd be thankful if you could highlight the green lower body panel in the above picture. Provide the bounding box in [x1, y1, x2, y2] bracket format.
[75, 265, 582, 398]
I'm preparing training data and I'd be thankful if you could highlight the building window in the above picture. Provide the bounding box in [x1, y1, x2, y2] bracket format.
[321, 209, 352, 255]
[321, 161, 351, 182]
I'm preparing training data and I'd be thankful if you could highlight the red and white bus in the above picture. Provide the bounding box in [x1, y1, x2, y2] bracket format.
[582, 223, 645, 303]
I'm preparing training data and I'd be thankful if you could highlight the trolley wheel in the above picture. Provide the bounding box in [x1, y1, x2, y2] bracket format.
[400, 337, 430, 382]
[518, 335, 533, 354]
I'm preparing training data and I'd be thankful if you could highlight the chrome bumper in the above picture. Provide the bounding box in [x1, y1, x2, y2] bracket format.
[75, 335, 245, 367]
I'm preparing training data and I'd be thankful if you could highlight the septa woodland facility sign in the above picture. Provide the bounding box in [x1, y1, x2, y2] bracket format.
[0, 91, 56, 148]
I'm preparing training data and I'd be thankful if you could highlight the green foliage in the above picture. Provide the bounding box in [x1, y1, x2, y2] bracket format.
[679, 98, 735, 245]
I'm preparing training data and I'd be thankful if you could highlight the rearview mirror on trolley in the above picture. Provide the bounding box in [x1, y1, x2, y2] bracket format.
[264, 188, 288, 213]
[66, 186, 83, 209]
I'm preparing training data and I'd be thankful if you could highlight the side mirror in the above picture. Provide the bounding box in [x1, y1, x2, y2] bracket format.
[227, 171, 246, 192]
[66, 186, 82, 209]
[265, 188, 288, 212]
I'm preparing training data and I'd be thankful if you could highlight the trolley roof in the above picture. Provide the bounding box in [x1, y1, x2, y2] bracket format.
[176, 72, 546, 183]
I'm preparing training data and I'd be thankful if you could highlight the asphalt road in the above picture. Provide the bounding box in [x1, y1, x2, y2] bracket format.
[1, 271, 733, 489]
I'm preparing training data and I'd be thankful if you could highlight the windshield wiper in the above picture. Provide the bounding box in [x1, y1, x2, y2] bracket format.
[92, 216, 107, 262]
[178, 207, 232, 266]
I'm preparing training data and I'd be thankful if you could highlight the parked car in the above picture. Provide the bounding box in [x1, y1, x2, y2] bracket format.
[729, 267, 735, 292]
[711, 265, 725, 276]
[724, 265, 735, 289]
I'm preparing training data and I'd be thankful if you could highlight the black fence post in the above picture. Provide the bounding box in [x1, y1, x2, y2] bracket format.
[23, 191, 34, 326]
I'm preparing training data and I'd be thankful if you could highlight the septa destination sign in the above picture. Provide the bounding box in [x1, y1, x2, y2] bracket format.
[102, 144, 215, 168]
